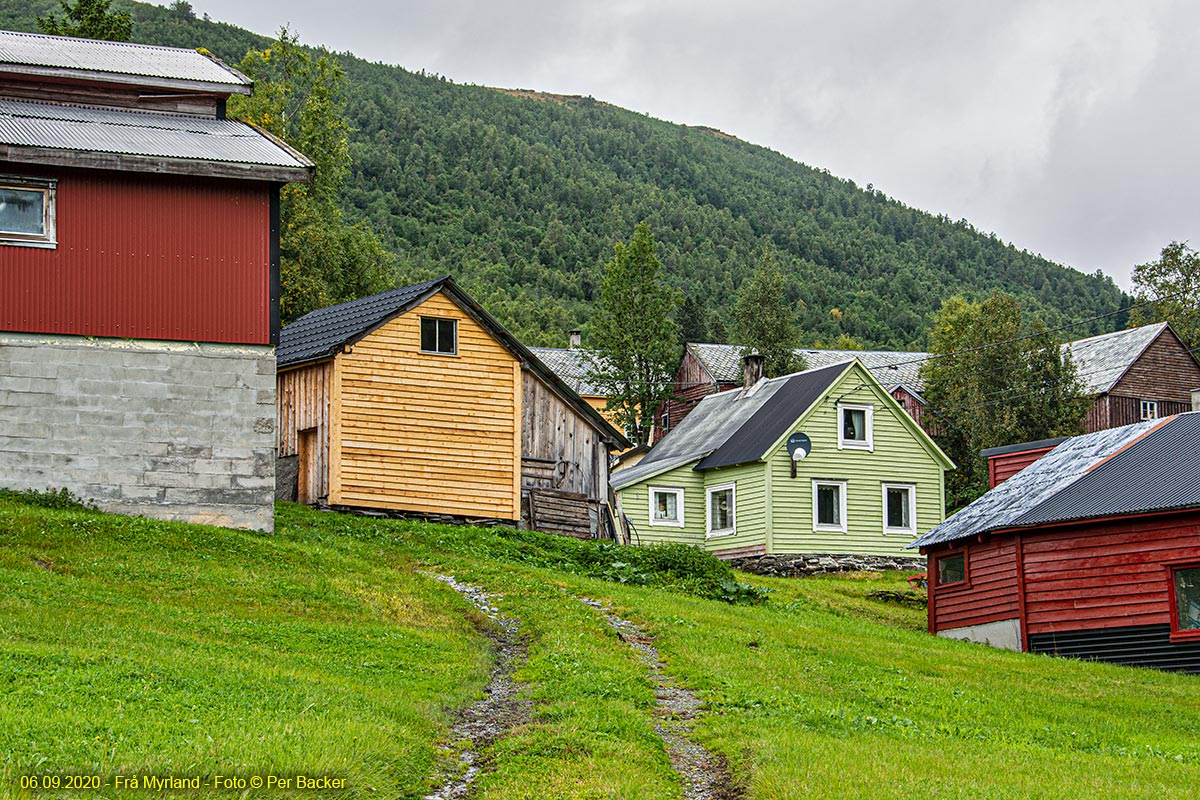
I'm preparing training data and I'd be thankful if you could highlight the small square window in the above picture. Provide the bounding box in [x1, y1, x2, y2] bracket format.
[649, 486, 684, 528]
[1172, 566, 1200, 635]
[837, 403, 873, 451]
[706, 483, 735, 537]
[882, 483, 916, 534]
[937, 552, 966, 586]
[812, 479, 847, 532]
[0, 176, 56, 248]
[420, 317, 457, 354]
[1140, 400, 1158, 421]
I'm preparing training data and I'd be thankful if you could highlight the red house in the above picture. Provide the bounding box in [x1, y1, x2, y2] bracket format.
[0, 31, 312, 530]
[912, 412, 1200, 673]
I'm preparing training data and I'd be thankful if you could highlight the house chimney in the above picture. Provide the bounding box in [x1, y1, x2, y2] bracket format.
[568, 329, 582, 349]
[743, 351, 766, 391]
[1192, 388, 1200, 412]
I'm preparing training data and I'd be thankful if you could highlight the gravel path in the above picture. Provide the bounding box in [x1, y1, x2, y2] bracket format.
[424, 574, 530, 800]
[578, 597, 742, 800]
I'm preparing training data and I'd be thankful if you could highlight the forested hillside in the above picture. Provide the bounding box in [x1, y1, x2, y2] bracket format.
[0, 1, 1130, 347]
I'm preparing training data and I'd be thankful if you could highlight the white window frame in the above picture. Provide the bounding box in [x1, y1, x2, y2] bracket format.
[812, 479, 848, 533]
[0, 175, 57, 249]
[881, 483, 917, 535]
[1140, 399, 1158, 421]
[419, 316, 457, 355]
[705, 482, 736, 538]
[837, 403, 874, 452]
[648, 485, 685, 528]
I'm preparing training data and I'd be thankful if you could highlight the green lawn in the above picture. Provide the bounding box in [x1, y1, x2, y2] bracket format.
[1, 498, 1198, 799]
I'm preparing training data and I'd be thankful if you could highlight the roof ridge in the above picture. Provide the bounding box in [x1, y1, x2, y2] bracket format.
[1, 29, 210, 56]
[1067, 320, 1167, 347]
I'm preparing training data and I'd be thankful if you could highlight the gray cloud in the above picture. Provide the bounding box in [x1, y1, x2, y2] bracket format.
[196, 0, 1199, 289]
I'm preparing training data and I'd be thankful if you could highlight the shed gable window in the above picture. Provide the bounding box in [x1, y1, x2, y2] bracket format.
[706, 483, 735, 537]
[882, 483, 916, 534]
[0, 176, 56, 248]
[420, 316, 457, 354]
[1169, 565, 1200, 639]
[812, 480, 847, 532]
[649, 486, 685, 527]
[1140, 399, 1159, 421]
[837, 403, 873, 451]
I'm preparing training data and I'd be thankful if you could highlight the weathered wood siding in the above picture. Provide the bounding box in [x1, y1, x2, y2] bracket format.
[656, 349, 726, 443]
[1087, 329, 1200, 431]
[928, 538, 1020, 633]
[521, 371, 609, 501]
[331, 291, 520, 520]
[277, 362, 333, 499]
[769, 363, 947, 556]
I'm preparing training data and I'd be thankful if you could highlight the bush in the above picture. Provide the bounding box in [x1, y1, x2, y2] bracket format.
[0, 487, 98, 512]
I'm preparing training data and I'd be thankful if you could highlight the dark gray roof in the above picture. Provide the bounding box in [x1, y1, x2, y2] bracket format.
[688, 342, 927, 389]
[1064, 322, 1168, 395]
[278, 277, 445, 367]
[979, 437, 1068, 458]
[528, 347, 605, 396]
[0, 30, 250, 91]
[0, 99, 312, 179]
[911, 412, 1200, 549]
[612, 361, 849, 489]
[278, 277, 631, 450]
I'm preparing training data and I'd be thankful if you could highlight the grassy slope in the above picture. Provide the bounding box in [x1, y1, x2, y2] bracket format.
[2, 499, 1198, 799]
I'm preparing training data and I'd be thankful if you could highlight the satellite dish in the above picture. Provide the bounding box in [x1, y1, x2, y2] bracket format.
[786, 432, 811, 462]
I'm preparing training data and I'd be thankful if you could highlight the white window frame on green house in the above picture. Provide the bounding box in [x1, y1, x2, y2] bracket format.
[812, 479, 848, 532]
[706, 482, 735, 538]
[881, 482, 916, 535]
[648, 485, 685, 528]
[837, 402, 874, 451]
[0, 175, 57, 249]
[1140, 399, 1158, 420]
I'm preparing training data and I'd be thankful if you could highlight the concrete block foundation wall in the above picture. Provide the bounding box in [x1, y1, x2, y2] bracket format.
[0, 333, 276, 531]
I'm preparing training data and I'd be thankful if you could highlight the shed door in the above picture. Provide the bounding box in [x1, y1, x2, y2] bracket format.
[297, 427, 319, 505]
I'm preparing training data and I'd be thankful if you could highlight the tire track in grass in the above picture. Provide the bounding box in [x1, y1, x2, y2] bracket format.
[424, 574, 530, 800]
[579, 597, 743, 800]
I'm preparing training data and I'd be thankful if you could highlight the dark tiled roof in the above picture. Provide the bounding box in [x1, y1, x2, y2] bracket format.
[911, 412, 1200, 549]
[1065, 322, 1168, 395]
[0, 99, 312, 172]
[0, 29, 249, 89]
[688, 342, 927, 389]
[528, 347, 605, 396]
[277, 277, 446, 367]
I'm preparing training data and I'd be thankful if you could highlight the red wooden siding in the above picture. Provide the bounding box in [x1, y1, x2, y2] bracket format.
[987, 446, 1056, 488]
[0, 167, 272, 344]
[929, 538, 1020, 633]
[1021, 512, 1200, 635]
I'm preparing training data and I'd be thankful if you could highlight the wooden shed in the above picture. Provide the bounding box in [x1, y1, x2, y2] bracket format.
[913, 412, 1200, 673]
[276, 277, 629, 537]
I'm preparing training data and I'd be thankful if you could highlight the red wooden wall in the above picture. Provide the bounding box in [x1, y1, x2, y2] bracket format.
[929, 537, 1020, 633]
[987, 445, 1057, 488]
[0, 167, 272, 345]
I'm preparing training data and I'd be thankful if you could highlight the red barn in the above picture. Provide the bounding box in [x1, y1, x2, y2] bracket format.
[913, 412, 1200, 673]
[0, 31, 312, 530]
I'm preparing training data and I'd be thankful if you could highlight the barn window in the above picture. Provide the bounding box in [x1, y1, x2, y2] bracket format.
[1140, 400, 1158, 421]
[882, 483, 916, 534]
[649, 486, 684, 527]
[706, 483, 735, 537]
[936, 552, 966, 586]
[0, 176, 56, 248]
[837, 403, 874, 451]
[420, 317, 457, 354]
[1170, 565, 1200, 638]
[812, 480, 847, 532]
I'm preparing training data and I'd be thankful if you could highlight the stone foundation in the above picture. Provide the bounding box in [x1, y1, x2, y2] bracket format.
[0, 333, 276, 531]
[728, 552, 926, 577]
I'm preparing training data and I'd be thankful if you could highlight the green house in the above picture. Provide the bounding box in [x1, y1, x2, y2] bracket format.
[613, 359, 954, 560]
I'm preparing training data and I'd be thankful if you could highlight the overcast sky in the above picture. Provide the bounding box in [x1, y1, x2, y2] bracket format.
[195, 0, 1200, 290]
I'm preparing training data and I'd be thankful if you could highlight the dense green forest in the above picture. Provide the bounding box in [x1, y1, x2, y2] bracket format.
[0, 0, 1130, 347]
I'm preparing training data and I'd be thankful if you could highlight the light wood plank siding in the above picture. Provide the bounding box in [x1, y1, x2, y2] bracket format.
[333, 291, 520, 519]
[276, 362, 333, 499]
[521, 371, 608, 501]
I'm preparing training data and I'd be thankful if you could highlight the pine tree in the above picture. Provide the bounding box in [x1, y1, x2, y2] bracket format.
[732, 247, 804, 377]
[587, 223, 680, 445]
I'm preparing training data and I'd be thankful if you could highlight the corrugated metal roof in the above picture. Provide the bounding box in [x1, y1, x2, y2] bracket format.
[278, 277, 445, 367]
[688, 342, 927, 389]
[0, 99, 310, 168]
[910, 412, 1200, 549]
[1064, 322, 1168, 395]
[611, 362, 848, 490]
[0, 29, 248, 86]
[528, 347, 606, 396]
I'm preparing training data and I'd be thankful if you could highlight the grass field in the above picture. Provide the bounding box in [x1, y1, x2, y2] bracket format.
[2, 497, 1198, 799]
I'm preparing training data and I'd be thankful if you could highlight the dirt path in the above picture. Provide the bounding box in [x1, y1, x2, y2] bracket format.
[424, 574, 530, 800]
[578, 598, 742, 800]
